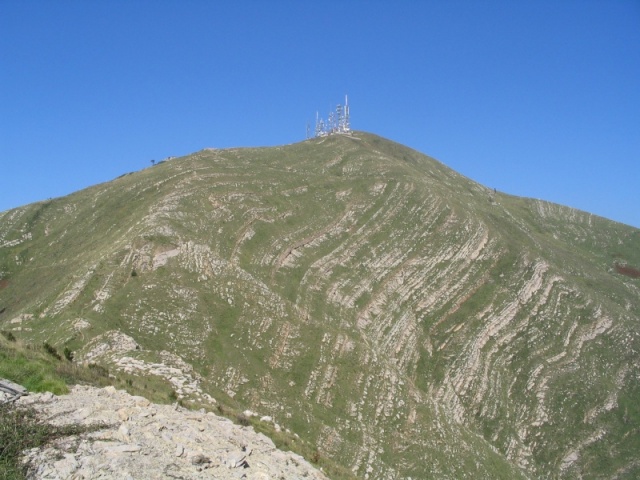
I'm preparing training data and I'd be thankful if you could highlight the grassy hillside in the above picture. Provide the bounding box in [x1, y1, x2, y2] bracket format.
[1, 132, 638, 478]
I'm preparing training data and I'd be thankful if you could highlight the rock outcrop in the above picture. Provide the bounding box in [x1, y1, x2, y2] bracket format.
[18, 385, 328, 480]
[0, 377, 28, 403]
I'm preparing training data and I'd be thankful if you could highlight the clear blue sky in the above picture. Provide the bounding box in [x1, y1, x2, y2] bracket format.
[2, 1, 639, 227]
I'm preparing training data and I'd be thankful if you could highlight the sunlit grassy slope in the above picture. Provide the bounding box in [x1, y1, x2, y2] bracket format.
[1, 132, 639, 479]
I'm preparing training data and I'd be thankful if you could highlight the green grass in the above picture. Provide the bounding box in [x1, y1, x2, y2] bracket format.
[0, 337, 68, 395]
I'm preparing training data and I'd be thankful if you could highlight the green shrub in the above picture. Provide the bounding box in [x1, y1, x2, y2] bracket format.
[236, 413, 250, 426]
[0, 331, 16, 342]
[87, 363, 109, 377]
[42, 342, 61, 361]
[63, 347, 74, 362]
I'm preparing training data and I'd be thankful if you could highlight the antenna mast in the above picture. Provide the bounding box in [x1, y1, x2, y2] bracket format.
[344, 94, 350, 132]
[310, 95, 351, 138]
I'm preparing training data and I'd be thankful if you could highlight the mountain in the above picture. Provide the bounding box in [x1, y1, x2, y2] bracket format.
[1, 132, 639, 479]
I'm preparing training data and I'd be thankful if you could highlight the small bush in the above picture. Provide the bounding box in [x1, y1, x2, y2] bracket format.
[42, 342, 61, 360]
[1, 330, 16, 342]
[311, 449, 321, 464]
[615, 263, 640, 279]
[87, 363, 109, 377]
[236, 413, 250, 426]
[63, 347, 74, 362]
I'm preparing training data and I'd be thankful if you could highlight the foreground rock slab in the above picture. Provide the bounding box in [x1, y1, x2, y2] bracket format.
[19, 385, 328, 480]
[0, 377, 28, 403]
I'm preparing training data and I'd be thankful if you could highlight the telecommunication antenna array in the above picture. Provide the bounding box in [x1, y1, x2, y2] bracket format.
[310, 95, 351, 138]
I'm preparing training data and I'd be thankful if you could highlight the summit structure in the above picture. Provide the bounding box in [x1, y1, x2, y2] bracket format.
[313, 95, 350, 137]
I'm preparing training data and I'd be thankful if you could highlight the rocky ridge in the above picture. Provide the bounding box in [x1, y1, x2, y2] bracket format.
[17, 385, 328, 480]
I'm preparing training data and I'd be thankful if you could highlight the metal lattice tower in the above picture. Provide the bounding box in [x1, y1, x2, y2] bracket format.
[343, 95, 350, 132]
[311, 95, 351, 138]
[314, 111, 326, 137]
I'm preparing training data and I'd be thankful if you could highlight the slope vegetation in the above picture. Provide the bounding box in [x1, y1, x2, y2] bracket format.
[1, 132, 639, 479]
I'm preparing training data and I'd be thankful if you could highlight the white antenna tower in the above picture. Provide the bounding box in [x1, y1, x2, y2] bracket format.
[344, 95, 350, 132]
[315, 111, 326, 137]
[310, 95, 351, 138]
[328, 110, 337, 134]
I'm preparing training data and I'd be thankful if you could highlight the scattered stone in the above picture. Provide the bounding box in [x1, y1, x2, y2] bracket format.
[104, 385, 117, 395]
[190, 453, 210, 465]
[106, 444, 142, 453]
[118, 424, 130, 442]
[133, 396, 150, 407]
[227, 452, 247, 468]
[40, 392, 54, 403]
[52, 454, 78, 478]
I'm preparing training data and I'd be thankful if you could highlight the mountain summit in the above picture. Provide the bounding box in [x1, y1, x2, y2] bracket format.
[1, 132, 639, 478]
